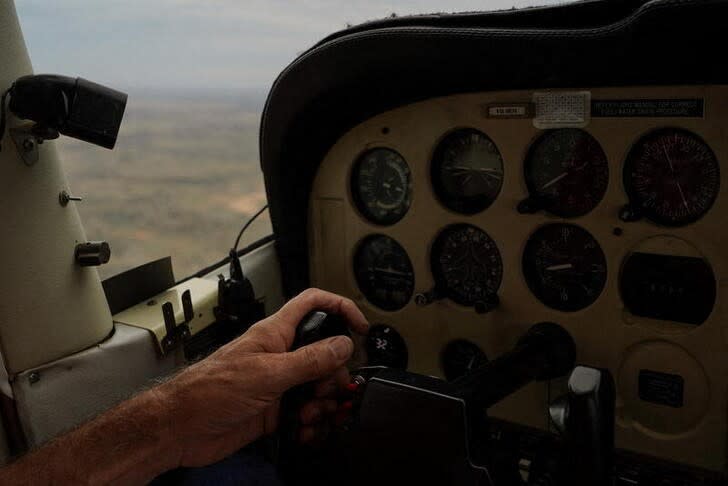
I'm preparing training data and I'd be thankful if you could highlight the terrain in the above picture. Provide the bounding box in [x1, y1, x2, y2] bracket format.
[59, 91, 271, 280]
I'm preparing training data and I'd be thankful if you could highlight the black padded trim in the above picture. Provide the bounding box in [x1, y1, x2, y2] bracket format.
[260, 0, 728, 296]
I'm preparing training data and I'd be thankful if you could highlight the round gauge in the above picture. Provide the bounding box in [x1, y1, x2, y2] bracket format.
[354, 235, 414, 311]
[523, 128, 609, 217]
[441, 339, 488, 381]
[431, 128, 504, 214]
[351, 148, 412, 225]
[366, 324, 408, 369]
[623, 128, 719, 226]
[431, 224, 503, 308]
[522, 224, 607, 312]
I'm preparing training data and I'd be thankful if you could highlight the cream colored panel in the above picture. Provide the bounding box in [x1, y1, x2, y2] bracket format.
[0, 0, 113, 374]
[115, 278, 219, 353]
[12, 323, 177, 448]
[310, 86, 728, 473]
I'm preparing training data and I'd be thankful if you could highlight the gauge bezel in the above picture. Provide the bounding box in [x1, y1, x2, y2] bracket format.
[430, 223, 503, 307]
[350, 147, 412, 226]
[521, 223, 607, 312]
[523, 128, 609, 218]
[430, 127, 505, 215]
[353, 234, 415, 312]
[623, 127, 720, 227]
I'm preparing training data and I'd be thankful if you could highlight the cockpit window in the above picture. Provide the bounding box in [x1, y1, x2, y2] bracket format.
[16, 0, 563, 279]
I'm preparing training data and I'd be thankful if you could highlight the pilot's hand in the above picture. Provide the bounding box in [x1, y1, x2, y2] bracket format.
[157, 288, 369, 468]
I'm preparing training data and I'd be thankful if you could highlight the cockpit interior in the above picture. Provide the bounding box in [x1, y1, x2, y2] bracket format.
[1, 0, 727, 484]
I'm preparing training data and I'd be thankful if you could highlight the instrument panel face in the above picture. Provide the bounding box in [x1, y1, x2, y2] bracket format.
[309, 86, 728, 474]
[431, 128, 504, 214]
[523, 128, 609, 218]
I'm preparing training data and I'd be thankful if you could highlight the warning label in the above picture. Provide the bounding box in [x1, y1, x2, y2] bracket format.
[591, 99, 703, 118]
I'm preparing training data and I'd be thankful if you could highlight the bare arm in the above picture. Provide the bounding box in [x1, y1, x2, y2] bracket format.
[0, 288, 369, 485]
[0, 388, 176, 485]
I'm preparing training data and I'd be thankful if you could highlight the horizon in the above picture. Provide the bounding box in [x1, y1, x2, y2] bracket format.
[15, 0, 563, 94]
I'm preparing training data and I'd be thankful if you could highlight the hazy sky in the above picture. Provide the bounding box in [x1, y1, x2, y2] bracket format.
[15, 0, 564, 94]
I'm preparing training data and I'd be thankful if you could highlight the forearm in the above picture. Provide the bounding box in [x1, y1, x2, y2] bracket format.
[0, 388, 179, 485]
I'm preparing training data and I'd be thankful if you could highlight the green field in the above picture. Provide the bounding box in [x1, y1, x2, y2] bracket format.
[59, 93, 271, 280]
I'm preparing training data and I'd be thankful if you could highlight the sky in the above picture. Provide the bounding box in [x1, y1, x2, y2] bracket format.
[15, 0, 565, 95]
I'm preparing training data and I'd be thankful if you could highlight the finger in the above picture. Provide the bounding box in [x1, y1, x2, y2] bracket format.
[300, 399, 338, 425]
[314, 366, 351, 398]
[272, 335, 353, 390]
[299, 425, 320, 444]
[299, 422, 331, 445]
[275, 289, 369, 343]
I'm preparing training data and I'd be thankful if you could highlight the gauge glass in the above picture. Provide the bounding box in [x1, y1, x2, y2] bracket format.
[352, 148, 412, 225]
[624, 128, 719, 226]
[522, 224, 607, 312]
[431, 129, 504, 214]
[524, 128, 609, 217]
[441, 339, 487, 381]
[354, 235, 414, 311]
[431, 224, 503, 307]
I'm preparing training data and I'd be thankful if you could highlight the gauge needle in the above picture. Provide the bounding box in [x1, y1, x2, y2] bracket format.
[662, 141, 675, 173]
[676, 181, 689, 210]
[373, 267, 411, 277]
[382, 182, 391, 189]
[539, 172, 569, 190]
[448, 166, 503, 180]
[545, 263, 574, 271]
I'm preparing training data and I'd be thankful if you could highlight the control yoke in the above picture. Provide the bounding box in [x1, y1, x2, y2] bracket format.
[278, 313, 615, 486]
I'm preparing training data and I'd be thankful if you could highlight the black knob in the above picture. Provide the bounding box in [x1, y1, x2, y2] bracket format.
[291, 311, 350, 350]
[75, 241, 111, 267]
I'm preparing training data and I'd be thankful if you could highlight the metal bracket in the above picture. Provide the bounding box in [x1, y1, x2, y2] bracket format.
[161, 289, 193, 353]
[9, 125, 44, 166]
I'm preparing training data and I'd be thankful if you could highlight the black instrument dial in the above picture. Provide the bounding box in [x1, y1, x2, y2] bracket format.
[441, 339, 488, 381]
[522, 129, 609, 217]
[366, 324, 408, 369]
[522, 224, 607, 312]
[354, 235, 414, 311]
[623, 128, 719, 226]
[352, 148, 412, 225]
[431, 224, 503, 308]
[432, 129, 504, 214]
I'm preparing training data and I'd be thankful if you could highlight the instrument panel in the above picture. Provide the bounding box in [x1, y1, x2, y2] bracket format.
[308, 86, 728, 475]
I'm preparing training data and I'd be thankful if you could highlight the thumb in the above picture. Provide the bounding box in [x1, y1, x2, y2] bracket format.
[275, 335, 353, 390]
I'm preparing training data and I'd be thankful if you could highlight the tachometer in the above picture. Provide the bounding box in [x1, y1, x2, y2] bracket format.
[622, 128, 719, 226]
[354, 235, 414, 311]
[351, 148, 412, 225]
[431, 224, 502, 310]
[519, 128, 609, 217]
[522, 223, 607, 312]
[431, 129, 504, 214]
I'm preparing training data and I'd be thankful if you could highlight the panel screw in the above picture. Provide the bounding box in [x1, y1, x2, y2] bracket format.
[29, 371, 40, 384]
[22, 138, 35, 152]
[59, 190, 83, 206]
